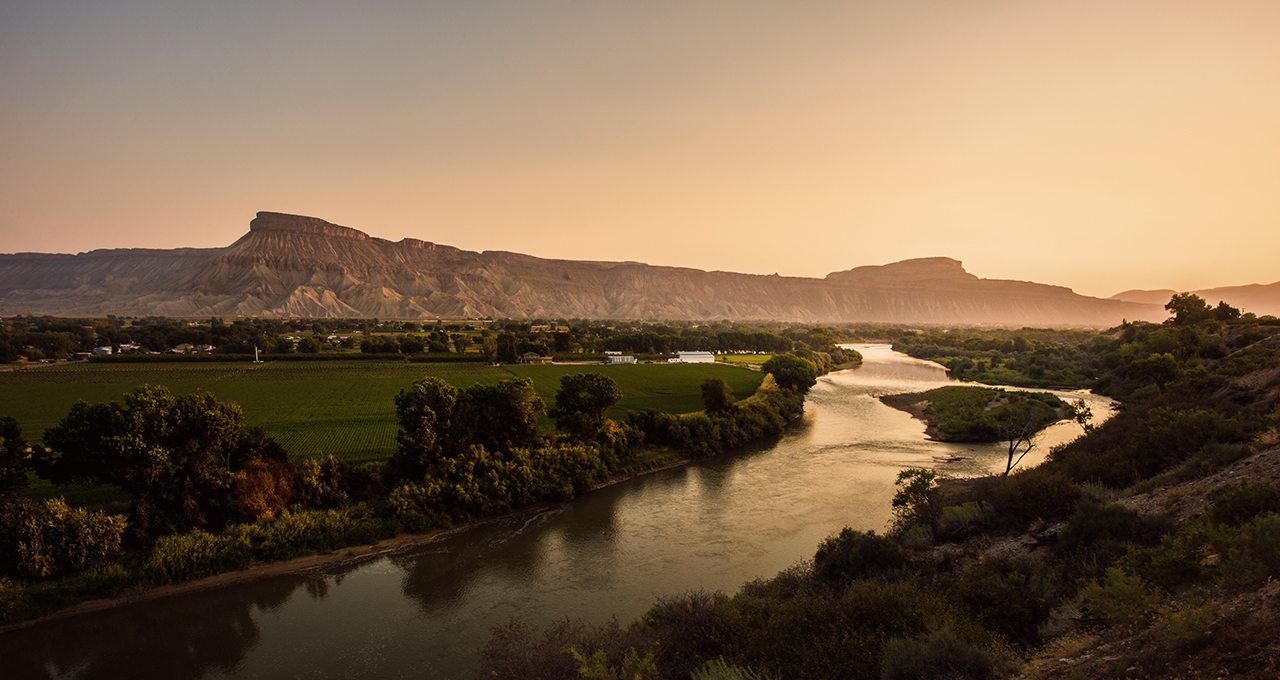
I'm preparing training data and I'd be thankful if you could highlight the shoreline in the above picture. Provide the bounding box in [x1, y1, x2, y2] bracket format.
[0, 455, 695, 635]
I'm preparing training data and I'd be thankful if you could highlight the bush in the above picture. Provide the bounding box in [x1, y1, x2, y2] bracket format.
[293, 455, 351, 509]
[1080, 567, 1158, 627]
[880, 627, 1000, 680]
[144, 530, 249, 582]
[934, 502, 995, 543]
[1056, 501, 1167, 560]
[1209, 482, 1280, 526]
[991, 469, 1080, 524]
[0, 498, 127, 579]
[813, 529, 905, 584]
[954, 558, 1055, 646]
[233, 458, 294, 520]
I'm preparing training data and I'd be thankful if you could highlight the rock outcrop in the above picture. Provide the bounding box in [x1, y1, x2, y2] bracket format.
[0, 211, 1164, 325]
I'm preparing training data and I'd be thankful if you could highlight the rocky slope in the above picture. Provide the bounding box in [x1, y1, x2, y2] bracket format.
[0, 211, 1163, 324]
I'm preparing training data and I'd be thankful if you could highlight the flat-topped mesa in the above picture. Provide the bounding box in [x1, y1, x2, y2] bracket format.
[249, 212, 369, 241]
[825, 256, 977, 283]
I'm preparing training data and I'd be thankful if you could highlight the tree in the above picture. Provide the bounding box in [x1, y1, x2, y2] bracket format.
[295, 336, 323, 353]
[462, 378, 546, 453]
[554, 373, 623, 439]
[390, 377, 460, 481]
[891, 467, 938, 529]
[1165, 293, 1212, 325]
[761, 354, 818, 392]
[0, 416, 28, 497]
[700, 379, 735, 413]
[35, 386, 276, 536]
[496, 333, 520, 364]
[481, 335, 499, 363]
[1129, 352, 1179, 391]
[996, 400, 1044, 476]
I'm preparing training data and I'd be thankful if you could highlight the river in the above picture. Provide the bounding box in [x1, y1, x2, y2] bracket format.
[0, 344, 1113, 679]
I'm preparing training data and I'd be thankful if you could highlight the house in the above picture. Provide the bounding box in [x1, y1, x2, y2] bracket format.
[194, 344, 216, 354]
[604, 354, 636, 365]
[171, 343, 194, 354]
[117, 342, 143, 353]
[91, 346, 113, 356]
[671, 351, 715, 364]
[520, 352, 554, 364]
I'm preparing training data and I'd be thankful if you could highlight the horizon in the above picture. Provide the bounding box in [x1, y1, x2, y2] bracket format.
[3, 1, 1279, 298]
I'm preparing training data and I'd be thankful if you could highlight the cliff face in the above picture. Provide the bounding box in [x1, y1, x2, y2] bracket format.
[0, 211, 1163, 325]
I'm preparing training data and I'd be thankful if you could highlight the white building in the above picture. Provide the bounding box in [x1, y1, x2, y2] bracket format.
[91, 346, 113, 356]
[671, 351, 715, 364]
[604, 354, 636, 365]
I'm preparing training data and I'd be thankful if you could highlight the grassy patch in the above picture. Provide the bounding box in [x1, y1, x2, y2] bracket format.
[0, 361, 761, 464]
[880, 385, 1066, 442]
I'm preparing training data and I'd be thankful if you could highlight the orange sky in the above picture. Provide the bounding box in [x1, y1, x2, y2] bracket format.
[1, 1, 1277, 298]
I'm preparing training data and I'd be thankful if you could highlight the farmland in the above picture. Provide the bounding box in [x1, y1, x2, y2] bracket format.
[0, 360, 763, 464]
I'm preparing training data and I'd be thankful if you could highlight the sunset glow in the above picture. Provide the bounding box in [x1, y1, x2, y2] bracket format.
[2, 0, 1277, 297]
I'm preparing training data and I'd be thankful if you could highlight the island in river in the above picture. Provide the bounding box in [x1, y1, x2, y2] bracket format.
[879, 385, 1069, 442]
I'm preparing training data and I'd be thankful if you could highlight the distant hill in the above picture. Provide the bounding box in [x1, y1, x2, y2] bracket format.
[0, 211, 1162, 325]
[1112, 282, 1280, 317]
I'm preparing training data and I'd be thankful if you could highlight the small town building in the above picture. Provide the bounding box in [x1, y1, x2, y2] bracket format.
[604, 354, 636, 365]
[520, 352, 554, 364]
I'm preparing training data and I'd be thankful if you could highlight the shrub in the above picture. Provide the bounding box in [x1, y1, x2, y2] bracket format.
[954, 558, 1055, 646]
[1209, 482, 1280, 526]
[934, 502, 994, 543]
[144, 530, 249, 582]
[233, 458, 294, 520]
[479, 617, 652, 680]
[1080, 567, 1158, 627]
[0, 498, 127, 579]
[812, 529, 905, 584]
[1218, 513, 1280, 587]
[293, 455, 351, 509]
[1056, 501, 1166, 559]
[880, 627, 1000, 680]
[991, 469, 1080, 524]
[691, 658, 775, 680]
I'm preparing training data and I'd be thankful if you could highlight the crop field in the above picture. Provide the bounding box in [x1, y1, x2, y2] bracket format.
[0, 361, 762, 464]
[716, 354, 775, 366]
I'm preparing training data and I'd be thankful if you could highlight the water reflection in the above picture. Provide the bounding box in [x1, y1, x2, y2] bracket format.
[0, 344, 1113, 679]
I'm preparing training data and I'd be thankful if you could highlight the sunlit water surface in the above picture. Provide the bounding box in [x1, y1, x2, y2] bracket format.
[0, 345, 1112, 679]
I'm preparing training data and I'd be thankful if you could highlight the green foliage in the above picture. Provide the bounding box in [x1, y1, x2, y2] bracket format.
[0, 415, 28, 496]
[891, 468, 938, 530]
[0, 498, 127, 579]
[554, 373, 624, 440]
[292, 455, 351, 509]
[1209, 482, 1280, 526]
[760, 354, 818, 392]
[880, 627, 1001, 680]
[0, 360, 761, 464]
[35, 385, 284, 536]
[1080, 567, 1159, 626]
[991, 469, 1081, 524]
[144, 505, 392, 582]
[1165, 292, 1214, 325]
[813, 528, 905, 584]
[700, 378, 736, 413]
[953, 558, 1056, 646]
[934, 502, 995, 543]
[565, 646, 658, 680]
[690, 658, 776, 680]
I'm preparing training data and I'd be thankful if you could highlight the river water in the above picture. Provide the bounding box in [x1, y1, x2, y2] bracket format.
[1, 345, 1112, 680]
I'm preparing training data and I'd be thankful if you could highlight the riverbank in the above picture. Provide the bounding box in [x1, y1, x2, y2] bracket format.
[0, 453, 698, 634]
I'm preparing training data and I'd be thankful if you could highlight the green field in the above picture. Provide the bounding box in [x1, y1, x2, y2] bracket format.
[716, 354, 775, 366]
[0, 361, 763, 464]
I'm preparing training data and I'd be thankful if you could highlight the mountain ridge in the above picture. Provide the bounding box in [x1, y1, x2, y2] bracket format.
[0, 211, 1165, 325]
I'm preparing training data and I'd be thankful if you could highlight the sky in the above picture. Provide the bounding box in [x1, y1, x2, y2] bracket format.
[1, 1, 1277, 298]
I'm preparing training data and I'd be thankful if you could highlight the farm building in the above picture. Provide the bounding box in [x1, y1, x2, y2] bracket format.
[91, 346, 113, 356]
[671, 351, 715, 363]
[604, 354, 636, 365]
[520, 352, 554, 364]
